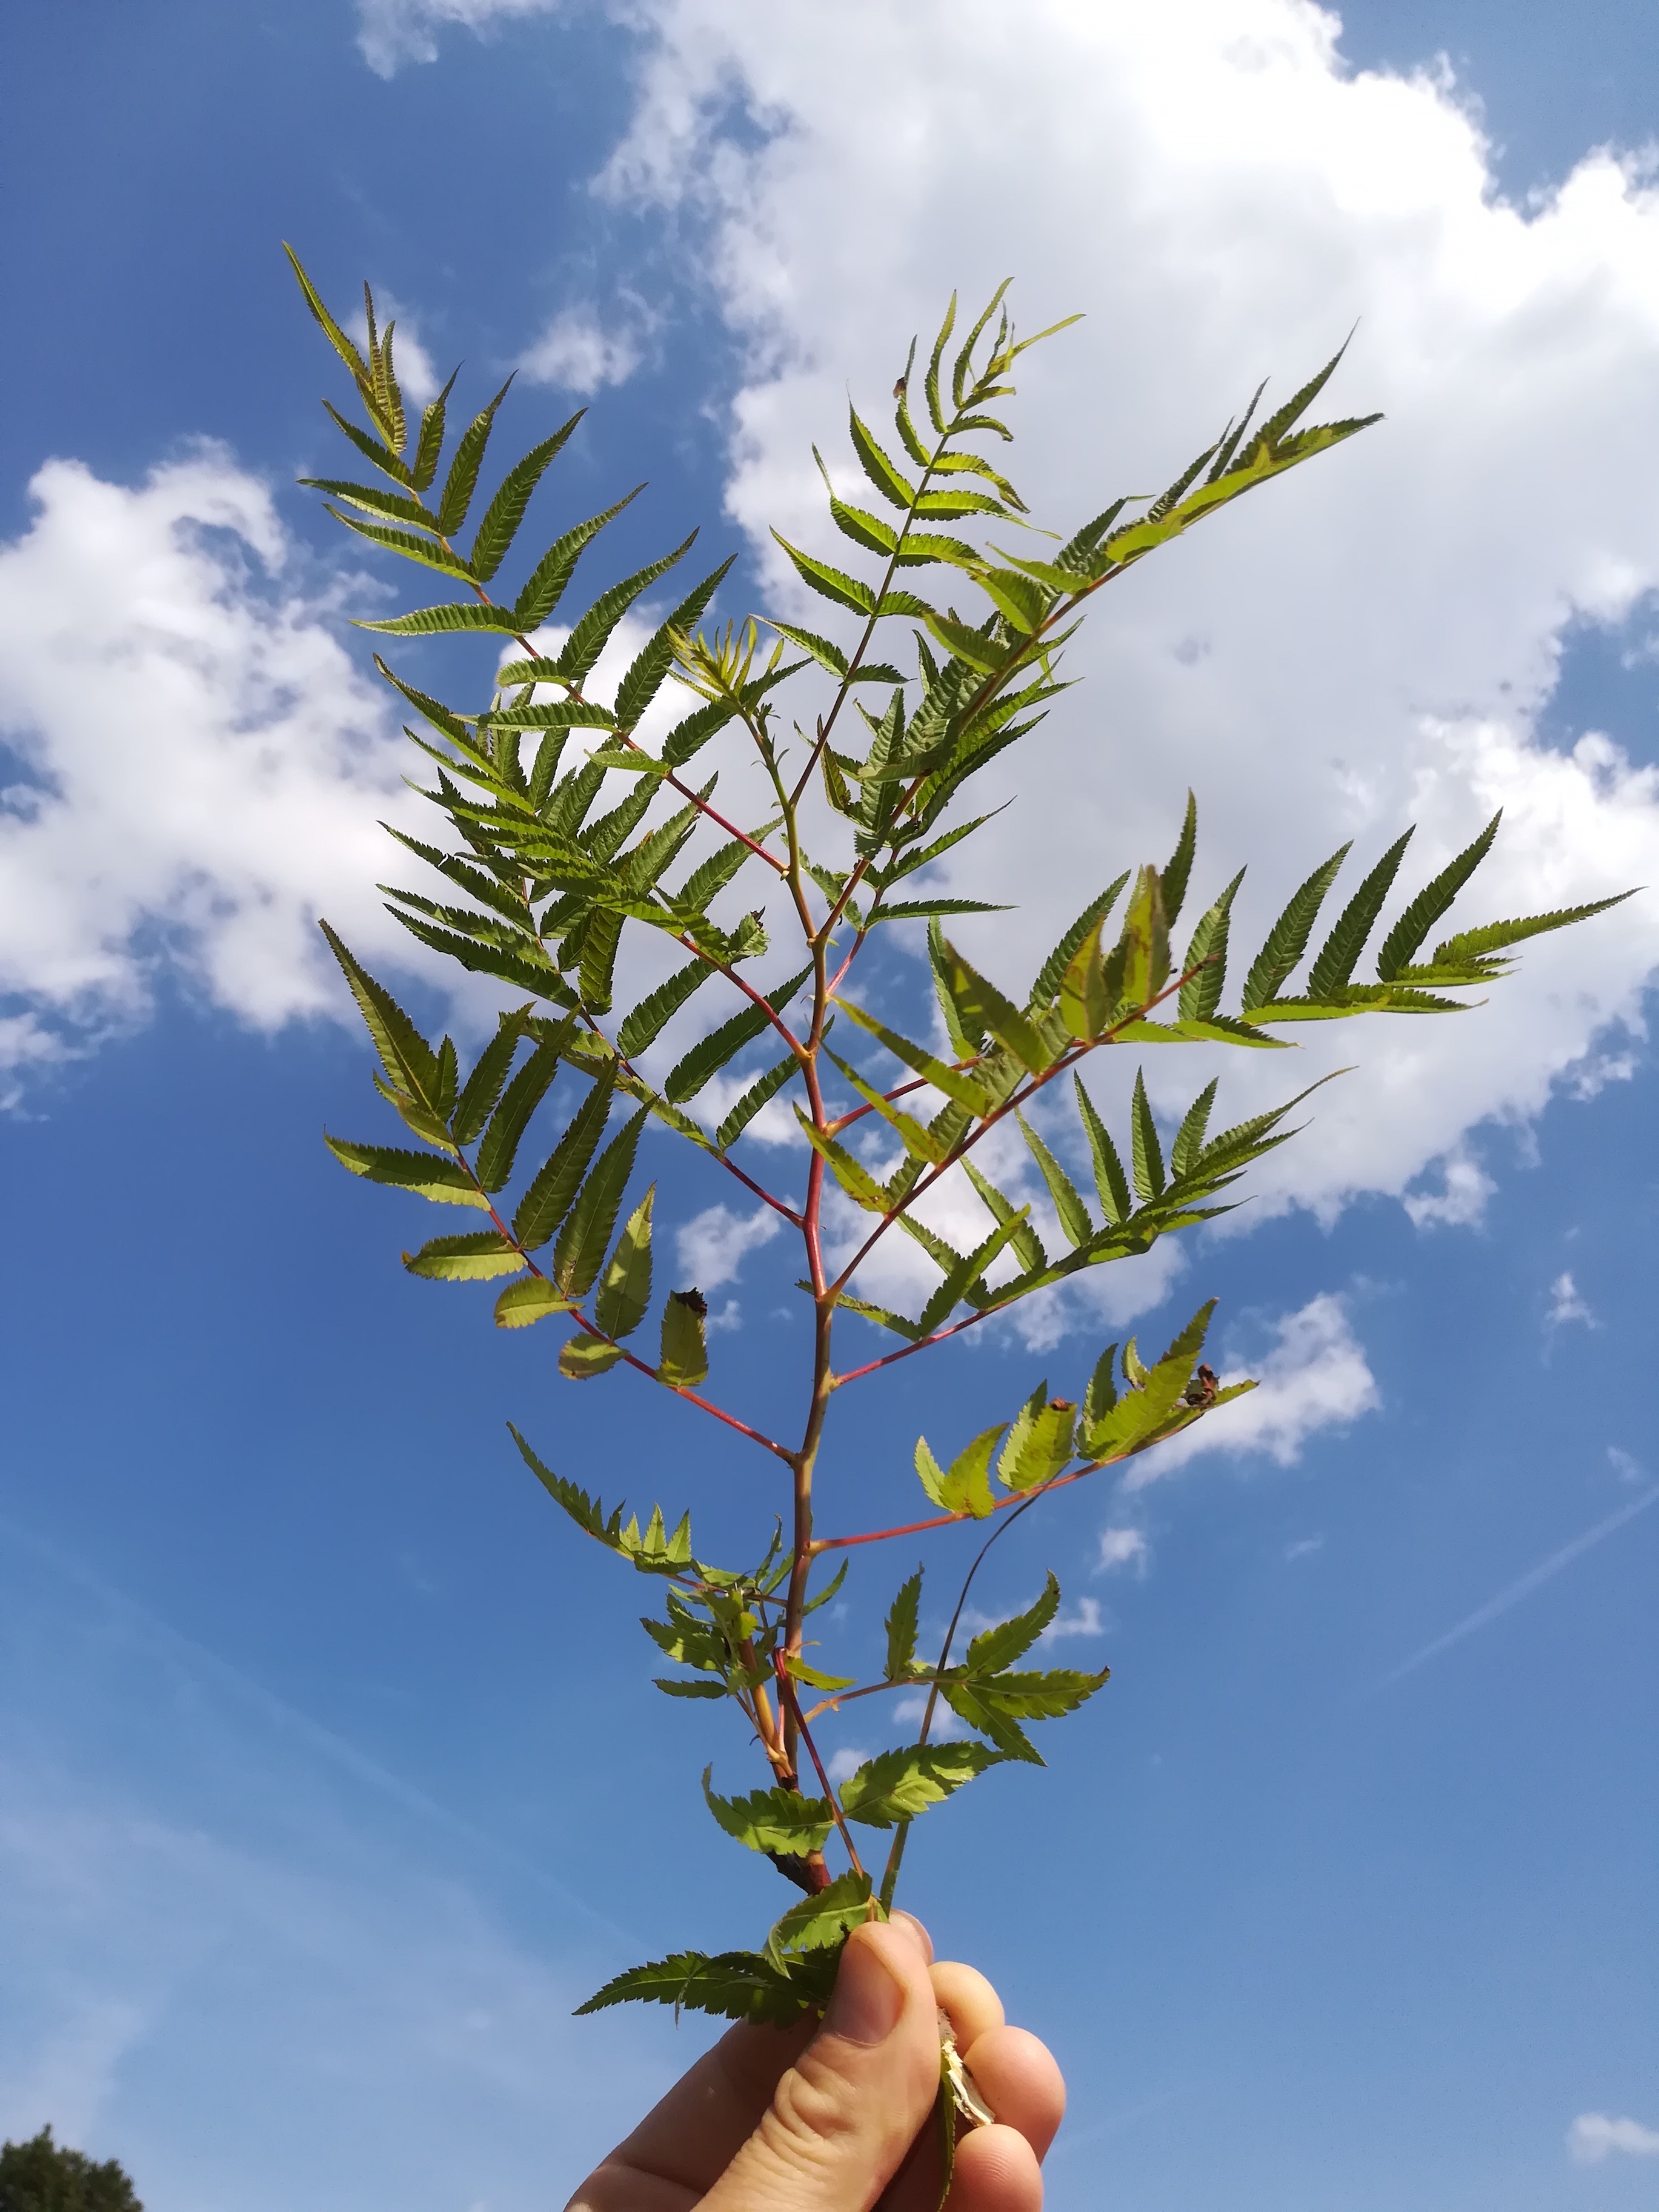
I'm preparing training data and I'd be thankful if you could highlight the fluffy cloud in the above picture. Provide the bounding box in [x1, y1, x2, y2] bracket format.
[0, 451, 421, 1089]
[1545, 1269, 1596, 1328]
[674, 1201, 782, 1291]
[1568, 2112, 1659, 2163]
[1098, 1527, 1149, 1574]
[517, 307, 647, 394]
[355, 0, 560, 76]
[594, 0, 1659, 1231]
[1122, 1292, 1378, 1487]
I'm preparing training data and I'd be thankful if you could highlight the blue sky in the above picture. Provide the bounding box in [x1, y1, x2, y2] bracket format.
[1, 5, 1657, 2210]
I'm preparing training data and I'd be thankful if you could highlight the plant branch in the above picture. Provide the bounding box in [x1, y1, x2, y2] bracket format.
[776, 1659, 866, 1882]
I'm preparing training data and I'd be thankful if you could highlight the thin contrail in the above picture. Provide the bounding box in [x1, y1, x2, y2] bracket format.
[1385, 1485, 1659, 1685]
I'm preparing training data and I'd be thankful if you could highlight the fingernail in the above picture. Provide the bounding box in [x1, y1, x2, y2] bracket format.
[824, 1931, 906, 2046]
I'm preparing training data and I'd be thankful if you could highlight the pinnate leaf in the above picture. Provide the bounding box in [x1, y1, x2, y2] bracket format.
[838, 1742, 1003, 1828]
[403, 1230, 525, 1281]
[702, 1770, 836, 1855]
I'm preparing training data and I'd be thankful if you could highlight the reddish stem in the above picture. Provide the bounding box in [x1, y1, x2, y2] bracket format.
[812, 1458, 1109, 1553]
[776, 1658, 866, 1882]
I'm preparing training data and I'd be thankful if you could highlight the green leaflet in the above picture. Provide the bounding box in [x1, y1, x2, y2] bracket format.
[940, 1666, 1110, 1766]
[664, 966, 811, 1104]
[558, 535, 698, 688]
[938, 940, 1052, 1075]
[514, 488, 644, 633]
[1372, 812, 1502, 979]
[1015, 1113, 1092, 1247]
[885, 1570, 923, 1681]
[357, 599, 525, 639]
[559, 1334, 626, 1379]
[511, 1426, 696, 1575]
[838, 1742, 1003, 1828]
[469, 414, 583, 582]
[576, 1947, 839, 2025]
[1242, 842, 1351, 1008]
[553, 1106, 649, 1297]
[828, 1049, 948, 1166]
[435, 377, 513, 537]
[323, 1135, 487, 1207]
[702, 1770, 836, 1856]
[836, 1000, 994, 1115]
[318, 922, 439, 1106]
[615, 559, 734, 731]
[913, 1210, 1034, 1338]
[1129, 1069, 1165, 1200]
[716, 1052, 800, 1151]
[617, 958, 717, 1058]
[914, 1426, 1006, 1518]
[1307, 831, 1414, 998]
[963, 1161, 1046, 1273]
[1177, 868, 1245, 1021]
[1161, 792, 1199, 929]
[659, 1289, 710, 1388]
[848, 404, 919, 511]
[513, 1068, 616, 1249]
[765, 1870, 874, 1968]
[1079, 1300, 1226, 1460]
[1115, 864, 1171, 1012]
[770, 533, 876, 616]
[794, 1111, 888, 1212]
[1426, 891, 1636, 972]
[403, 1230, 525, 1281]
[411, 370, 455, 493]
[1073, 1077, 1132, 1223]
[474, 1037, 562, 1190]
[965, 1573, 1060, 1673]
[1033, 874, 1132, 1010]
[594, 1186, 654, 1340]
[997, 1390, 1077, 1493]
[322, 504, 475, 583]
[451, 1017, 528, 1146]
[1170, 1078, 1220, 1181]
[782, 1653, 856, 1692]
[493, 1277, 576, 1328]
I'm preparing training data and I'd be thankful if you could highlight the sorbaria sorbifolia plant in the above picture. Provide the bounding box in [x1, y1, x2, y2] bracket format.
[288, 247, 1627, 2082]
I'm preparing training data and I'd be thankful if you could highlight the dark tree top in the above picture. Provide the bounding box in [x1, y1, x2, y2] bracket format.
[0, 2128, 142, 2212]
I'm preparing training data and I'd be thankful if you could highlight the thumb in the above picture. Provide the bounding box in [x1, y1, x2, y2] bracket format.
[703, 1920, 941, 2212]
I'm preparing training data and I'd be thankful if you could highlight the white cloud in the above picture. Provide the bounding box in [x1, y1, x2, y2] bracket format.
[1568, 2112, 1659, 2163]
[1122, 1293, 1378, 1488]
[594, 0, 1659, 1235]
[1286, 1535, 1325, 1561]
[673, 1201, 782, 1291]
[517, 308, 645, 395]
[0, 451, 423, 1089]
[1402, 1149, 1498, 1231]
[1608, 1444, 1645, 1483]
[1546, 1269, 1597, 1327]
[1098, 1527, 1149, 1574]
[1040, 1595, 1105, 1642]
[825, 1745, 871, 1784]
[355, 0, 560, 76]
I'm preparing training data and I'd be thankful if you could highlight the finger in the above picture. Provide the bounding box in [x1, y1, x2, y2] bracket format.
[569, 2018, 815, 2211]
[929, 1961, 1003, 2053]
[891, 1911, 934, 1963]
[702, 1918, 942, 2212]
[958, 2027, 1066, 2164]
[945, 2124, 1045, 2212]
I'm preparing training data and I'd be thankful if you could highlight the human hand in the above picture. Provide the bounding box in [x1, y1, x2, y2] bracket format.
[568, 1914, 1065, 2212]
